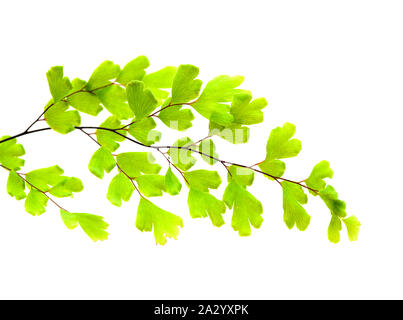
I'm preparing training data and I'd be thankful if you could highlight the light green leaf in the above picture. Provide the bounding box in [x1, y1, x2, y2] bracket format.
[223, 180, 263, 236]
[116, 152, 161, 177]
[88, 147, 116, 179]
[328, 215, 342, 244]
[60, 210, 109, 241]
[306, 160, 334, 194]
[0, 136, 25, 170]
[227, 165, 254, 188]
[87, 60, 120, 90]
[158, 104, 195, 131]
[192, 75, 246, 126]
[49, 177, 84, 198]
[26, 165, 64, 192]
[126, 80, 158, 120]
[184, 169, 221, 192]
[171, 64, 202, 104]
[167, 137, 197, 171]
[7, 171, 26, 200]
[117, 56, 150, 85]
[165, 167, 182, 195]
[199, 139, 218, 165]
[136, 174, 166, 197]
[282, 181, 310, 231]
[46, 66, 72, 102]
[230, 93, 268, 125]
[319, 185, 347, 218]
[258, 160, 286, 179]
[67, 92, 102, 116]
[209, 121, 250, 144]
[25, 189, 48, 216]
[258, 123, 301, 178]
[265, 123, 301, 161]
[70, 78, 87, 91]
[342, 216, 361, 241]
[49, 177, 83, 198]
[143, 66, 177, 102]
[128, 117, 161, 145]
[96, 116, 127, 152]
[107, 172, 135, 207]
[96, 85, 133, 120]
[188, 188, 226, 227]
[45, 101, 81, 134]
[136, 198, 183, 245]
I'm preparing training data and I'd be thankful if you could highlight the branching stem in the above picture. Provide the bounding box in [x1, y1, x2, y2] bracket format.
[0, 164, 70, 212]
[0, 83, 318, 195]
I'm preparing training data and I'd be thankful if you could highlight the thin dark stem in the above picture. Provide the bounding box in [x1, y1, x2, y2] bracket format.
[0, 164, 70, 212]
[83, 126, 318, 194]
[190, 135, 212, 147]
[119, 100, 196, 130]
[77, 128, 145, 199]
[0, 127, 52, 145]
[116, 162, 145, 199]
[156, 148, 189, 185]
[24, 82, 117, 133]
[0, 124, 318, 194]
[77, 127, 101, 147]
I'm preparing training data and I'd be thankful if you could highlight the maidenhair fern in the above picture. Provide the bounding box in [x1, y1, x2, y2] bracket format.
[0, 56, 360, 245]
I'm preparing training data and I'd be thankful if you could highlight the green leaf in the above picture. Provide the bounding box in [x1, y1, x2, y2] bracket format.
[171, 64, 202, 104]
[158, 104, 195, 131]
[0, 136, 25, 170]
[328, 215, 342, 244]
[116, 152, 161, 177]
[107, 172, 134, 207]
[46, 66, 72, 102]
[230, 93, 268, 125]
[45, 101, 81, 134]
[227, 166, 254, 188]
[143, 66, 177, 102]
[117, 56, 150, 85]
[188, 188, 226, 227]
[67, 92, 102, 116]
[26, 165, 64, 192]
[49, 177, 84, 198]
[198, 139, 218, 165]
[136, 174, 166, 197]
[319, 185, 347, 218]
[136, 198, 183, 245]
[60, 210, 109, 241]
[168, 137, 197, 171]
[128, 118, 161, 145]
[209, 121, 250, 144]
[70, 78, 87, 91]
[192, 75, 245, 126]
[306, 160, 334, 194]
[96, 116, 127, 152]
[265, 123, 302, 160]
[223, 181, 263, 236]
[87, 60, 120, 90]
[126, 80, 158, 120]
[258, 160, 286, 178]
[25, 189, 48, 216]
[88, 147, 116, 179]
[282, 181, 310, 231]
[164, 167, 182, 195]
[258, 123, 301, 178]
[96, 85, 133, 120]
[7, 171, 26, 200]
[342, 216, 361, 241]
[184, 169, 221, 192]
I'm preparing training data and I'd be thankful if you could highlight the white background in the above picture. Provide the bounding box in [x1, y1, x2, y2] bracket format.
[0, 0, 402, 299]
